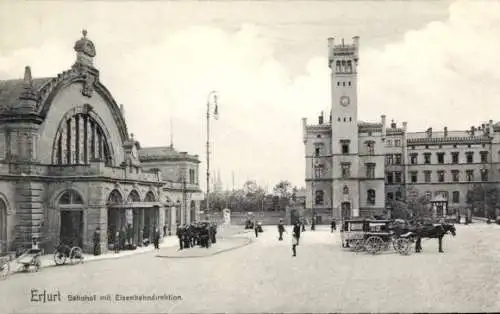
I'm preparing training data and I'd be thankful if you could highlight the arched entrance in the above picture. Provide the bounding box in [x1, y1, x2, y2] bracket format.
[341, 202, 351, 220]
[190, 200, 196, 223]
[58, 190, 84, 248]
[0, 199, 7, 253]
[127, 190, 140, 246]
[143, 191, 158, 241]
[107, 189, 123, 247]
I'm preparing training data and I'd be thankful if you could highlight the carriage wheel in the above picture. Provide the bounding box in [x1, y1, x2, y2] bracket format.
[351, 240, 365, 252]
[395, 238, 411, 256]
[69, 247, 84, 264]
[53, 250, 67, 266]
[365, 236, 384, 254]
[0, 261, 10, 279]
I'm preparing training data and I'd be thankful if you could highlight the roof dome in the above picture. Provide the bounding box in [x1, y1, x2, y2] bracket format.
[74, 29, 96, 58]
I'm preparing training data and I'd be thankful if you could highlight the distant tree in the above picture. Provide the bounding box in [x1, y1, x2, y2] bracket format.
[273, 180, 293, 200]
[388, 199, 412, 220]
[467, 184, 499, 218]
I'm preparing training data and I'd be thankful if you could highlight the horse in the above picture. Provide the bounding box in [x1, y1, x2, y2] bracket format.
[413, 223, 456, 253]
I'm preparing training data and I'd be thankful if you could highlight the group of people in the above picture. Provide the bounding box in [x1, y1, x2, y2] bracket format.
[176, 222, 217, 250]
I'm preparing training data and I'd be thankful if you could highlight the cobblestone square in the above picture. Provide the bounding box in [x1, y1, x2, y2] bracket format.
[0, 223, 499, 313]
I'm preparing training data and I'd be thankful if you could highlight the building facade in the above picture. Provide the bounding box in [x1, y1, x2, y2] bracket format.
[0, 31, 202, 254]
[303, 36, 500, 221]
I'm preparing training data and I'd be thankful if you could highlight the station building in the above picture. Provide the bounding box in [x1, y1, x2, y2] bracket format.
[303, 36, 500, 221]
[0, 31, 202, 254]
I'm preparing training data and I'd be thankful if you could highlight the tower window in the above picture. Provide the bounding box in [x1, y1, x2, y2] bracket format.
[367, 189, 375, 205]
[315, 190, 324, 205]
[343, 82, 346, 86]
[343, 117, 346, 122]
[341, 162, 351, 178]
[348, 81, 351, 86]
[349, 117, 352, 122]
[337, 82, 340, 86]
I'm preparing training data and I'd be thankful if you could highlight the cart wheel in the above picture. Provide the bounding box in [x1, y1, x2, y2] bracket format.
[53, 251, 67, 266]
[70, 247, 84, 264]
[365, 236, 384, 254]
[395, 238, 411, 256]
[0, 261, 10, 279]
[351, 240, 365, 252]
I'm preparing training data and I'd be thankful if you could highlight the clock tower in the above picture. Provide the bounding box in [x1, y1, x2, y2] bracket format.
[328, 36, 360, 219]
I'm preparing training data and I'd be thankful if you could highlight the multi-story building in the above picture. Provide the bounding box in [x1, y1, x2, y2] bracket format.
[0, 31, 202, 254]
[303, 36, 500, 221]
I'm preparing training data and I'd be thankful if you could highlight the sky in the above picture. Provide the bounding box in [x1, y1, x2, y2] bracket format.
[1, 0, 499, 190]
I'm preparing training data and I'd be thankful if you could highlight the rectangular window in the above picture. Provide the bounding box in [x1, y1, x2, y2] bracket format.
[481, 169, 488, 181]
[366, 141, 375, 155]
[387, 192, 394, 200]
[466, 152, 473, 163]
[466, 170, 474, 182]
[341, 162, 351, 178]
[425, 191, 432, 200]
[452, 152, 459, 164]
[424, 171, 431, 183]
[395, 139, 401, 147]
[437, 170, 445, 183]
[451, 170, 459, 182]
[480, 151, 488, 163]
[340, 140, 350, 155]
[410, 153, 418, 165]
[385, 155, 393, 165]
[394, 172, 402, 183]
[365, 163, 376, 179]
[452, 191, 460, 203]
[410, 171, 418, 183]
[386, 172, 393, 185]
[395, 154, 402, 165]
[314, 165, 323, 178]
[424, 153, 431, 164]
[386, 140, 392, 147]
[437, 152, 445, 164]
[395, 191, 402, 200]
[315, 147, 320, 157]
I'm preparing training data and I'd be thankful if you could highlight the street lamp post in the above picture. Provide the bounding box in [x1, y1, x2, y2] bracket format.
[206, 91, 219, 220]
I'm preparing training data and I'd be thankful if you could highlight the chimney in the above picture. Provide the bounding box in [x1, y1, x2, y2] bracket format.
[391, 120, 397, 128]
[444, 126, 448, 137]
[470, 126, 475, 137]
[381, 115, 387, 138]
[402, 121, 408, 132]
[426, 127, 432, 138]
[302, 118, 308, 143]
[489, 120, 493, 135]
[329, 110, 332, 123]
[318, 113, 324, 125]
[352, 36, 360, 61]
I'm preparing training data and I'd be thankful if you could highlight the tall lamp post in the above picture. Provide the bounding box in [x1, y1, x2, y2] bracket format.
[206, 91, 219, 220]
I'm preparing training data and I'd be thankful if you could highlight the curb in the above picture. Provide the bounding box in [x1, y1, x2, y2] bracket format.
[155, 236, 253, 259]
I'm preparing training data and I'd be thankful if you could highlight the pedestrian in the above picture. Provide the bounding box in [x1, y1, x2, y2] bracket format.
[330, 219, 336, 233]
[293, 222, 301, 246]
[176, 224, 183, 250]
[114, 231, 120, 253]
[93, 227, 101, 256]
[301, 220, 306, 232]
[163, 224, 167, 237]
[153, 228, 160, 250]
[254, 221, 259, 238]
[278, 219, 285, 240]
[292, 227, 299, 257]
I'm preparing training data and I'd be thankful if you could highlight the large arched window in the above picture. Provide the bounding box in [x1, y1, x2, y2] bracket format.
[53, 105, 113, 166]
[127, 190, 140, 203]
[107, 189, 123, 205]
[144, 191, 156, 202]
[58, 190, 84, 205]
[315, 190, 324, 205]
[0, 198, 8, 253]
[367, 189, 376, 205]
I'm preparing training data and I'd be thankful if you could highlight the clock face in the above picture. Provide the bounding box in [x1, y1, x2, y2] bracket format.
[340, 96, 350, 107]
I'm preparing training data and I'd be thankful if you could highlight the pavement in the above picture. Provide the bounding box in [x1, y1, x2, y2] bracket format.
[0, 223, 499, 313]
[14, 225, 253, 270]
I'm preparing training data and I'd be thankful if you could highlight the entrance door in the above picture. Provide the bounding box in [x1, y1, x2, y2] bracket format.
[60, 210, 83, 247]
[436, 204, 444, 217]
[341, 202, 351, 219]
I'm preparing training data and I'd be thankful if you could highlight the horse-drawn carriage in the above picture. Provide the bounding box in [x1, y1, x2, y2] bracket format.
[341, 219, 413, 255]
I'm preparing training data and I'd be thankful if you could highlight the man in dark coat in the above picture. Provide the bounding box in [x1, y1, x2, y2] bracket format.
[153, 228, 161, 250]
[330, 219, 336, 233]
[293, 222, 301, 246]
[176, 224, 184, 250]
[277, 219, 285, 240]
[254, 221, 259, 238]
[93, 227, 101, 256]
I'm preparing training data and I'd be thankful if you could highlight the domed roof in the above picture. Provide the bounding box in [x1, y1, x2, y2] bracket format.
[74, 29, 96, 58]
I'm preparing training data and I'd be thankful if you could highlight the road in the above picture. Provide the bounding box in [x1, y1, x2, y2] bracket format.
[0, 223, 499, 313]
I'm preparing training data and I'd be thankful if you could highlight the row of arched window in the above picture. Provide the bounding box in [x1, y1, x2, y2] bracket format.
[335, 60, 354, 73]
